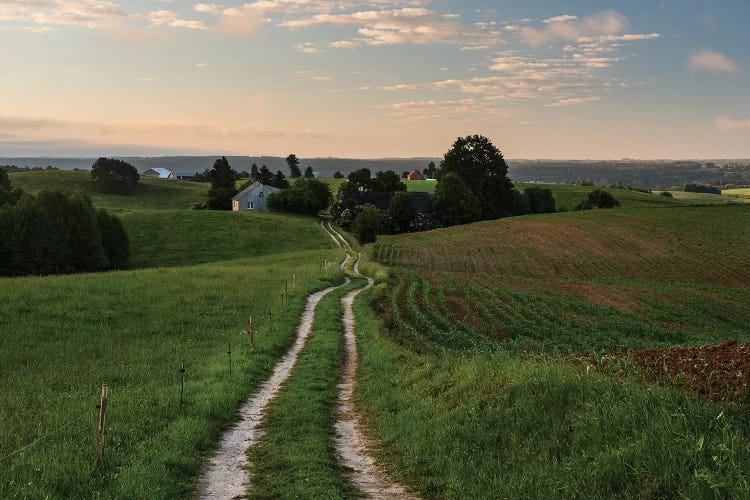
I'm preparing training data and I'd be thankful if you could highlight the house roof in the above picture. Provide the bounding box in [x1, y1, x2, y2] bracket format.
[232, 182, 280, 201]
[146, 168, 174, 179]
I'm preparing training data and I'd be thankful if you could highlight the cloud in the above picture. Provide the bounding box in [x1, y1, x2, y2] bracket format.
[546, 96, 601, 107]
[281, 7, 503, 49]
[688, 51, 738, 73]
[715, 117, 750, 130]
[520, 10, 644, 46]
[294, 42, 321, 53]
[377, 98, 506, 121]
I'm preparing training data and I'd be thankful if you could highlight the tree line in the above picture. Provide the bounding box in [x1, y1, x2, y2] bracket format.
[0, 170, 129, 277]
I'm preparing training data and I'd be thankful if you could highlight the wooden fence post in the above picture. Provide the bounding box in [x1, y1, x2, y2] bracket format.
[97, 384, 108, 459]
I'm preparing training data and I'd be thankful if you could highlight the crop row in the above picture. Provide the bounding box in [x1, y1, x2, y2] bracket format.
[386, 269, 750, 354]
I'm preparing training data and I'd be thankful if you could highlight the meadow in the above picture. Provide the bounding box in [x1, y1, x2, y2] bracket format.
[9, 170, 208, 210]
[0, 171, 345, 497]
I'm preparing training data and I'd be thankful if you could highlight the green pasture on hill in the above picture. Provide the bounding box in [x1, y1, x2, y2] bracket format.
[121, 211, 334, 269]
[9, 170, 208, 210]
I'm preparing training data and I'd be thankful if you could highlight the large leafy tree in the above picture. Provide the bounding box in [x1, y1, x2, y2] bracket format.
[372, 170, 406, 192]
[206, 156, 238, 210]
[388, 191, 416, 233]
[440, 135, 513, 219]
[91, 157, 140, 195]
[286, 154, 301, 179]
[344, 168, 372, 191]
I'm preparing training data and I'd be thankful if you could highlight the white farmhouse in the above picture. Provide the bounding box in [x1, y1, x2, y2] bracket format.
[232, 182, 280, 212]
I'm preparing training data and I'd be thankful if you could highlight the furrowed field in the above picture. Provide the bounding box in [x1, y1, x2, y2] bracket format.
[0, 173, 344, 497]
[359, 203, 750, 497]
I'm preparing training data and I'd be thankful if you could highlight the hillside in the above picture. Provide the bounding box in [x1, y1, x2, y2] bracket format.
[373, 205, 750, 352]
[122, 211, 332, 268]
[354, 204, 750, 497]
[8, 170, 208, 210]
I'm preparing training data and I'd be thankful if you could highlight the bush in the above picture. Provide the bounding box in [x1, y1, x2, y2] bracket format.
[660, 191, 674, 198]
[354, 204, 383, 244]
[0, 191, 129, 276]
[267, 179, 332, 215]
[576, 190, 621, 210]
[524, 187, 557, 214]
[91, 158, 140, 195]
[97, 209, 130, 269]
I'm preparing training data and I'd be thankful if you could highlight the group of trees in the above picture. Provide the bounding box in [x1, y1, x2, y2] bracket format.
[683, 183, 722, 195]
[285, 154, 315, 179]
[91, 158, 140, 195]
[267, 179, 332, 215]
[0, 176, 128, 276]
[341, 168, 406, 192]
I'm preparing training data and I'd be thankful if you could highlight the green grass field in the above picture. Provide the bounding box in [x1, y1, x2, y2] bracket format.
[121, 210, 333, 269]
[9, 170, 208, 210]
[668, 190, 750, 204]
[0, 170, 348, 497]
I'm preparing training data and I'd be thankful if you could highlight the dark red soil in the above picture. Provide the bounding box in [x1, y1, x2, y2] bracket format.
[593, 341, 750, 405]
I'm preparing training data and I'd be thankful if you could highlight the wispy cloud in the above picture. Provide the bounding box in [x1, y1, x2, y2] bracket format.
[688, 51, 738, 73]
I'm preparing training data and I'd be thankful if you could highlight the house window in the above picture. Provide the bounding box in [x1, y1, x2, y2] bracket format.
[259, 191, 264, 198]
[248, 200, 254, 209]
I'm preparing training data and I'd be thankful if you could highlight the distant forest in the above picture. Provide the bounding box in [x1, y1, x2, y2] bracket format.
[3, 157, 749, 189]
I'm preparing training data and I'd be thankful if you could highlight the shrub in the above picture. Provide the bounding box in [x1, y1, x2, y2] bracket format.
[524, 187, 557, 214]
[683, 183, 721, 195]
[660, 191, 674, 198]
[576, 189, 621, 210]
[91, 158, 140, 195]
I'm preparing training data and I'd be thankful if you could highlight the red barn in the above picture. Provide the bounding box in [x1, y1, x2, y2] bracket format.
[407, 169, 425, 181]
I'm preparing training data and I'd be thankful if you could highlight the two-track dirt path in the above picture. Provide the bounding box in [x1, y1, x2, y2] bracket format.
[327, 226, 415, 499]
[198, 224, 350, 499]
[199, 222, 411, 499]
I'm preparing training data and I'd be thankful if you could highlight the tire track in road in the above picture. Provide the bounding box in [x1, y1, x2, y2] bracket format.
[333, 250, 417, 499]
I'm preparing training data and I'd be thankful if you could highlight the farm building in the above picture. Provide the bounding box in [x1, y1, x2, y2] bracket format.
[232, 182, 280, 212]
[407, 169, 425, 181]
[142, 168, 175, 179]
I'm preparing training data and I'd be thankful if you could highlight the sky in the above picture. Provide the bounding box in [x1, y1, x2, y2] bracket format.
[0, 0, 749, 159]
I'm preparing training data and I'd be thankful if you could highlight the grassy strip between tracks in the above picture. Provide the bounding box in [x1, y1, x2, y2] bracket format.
[248, 278, 366, 499]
